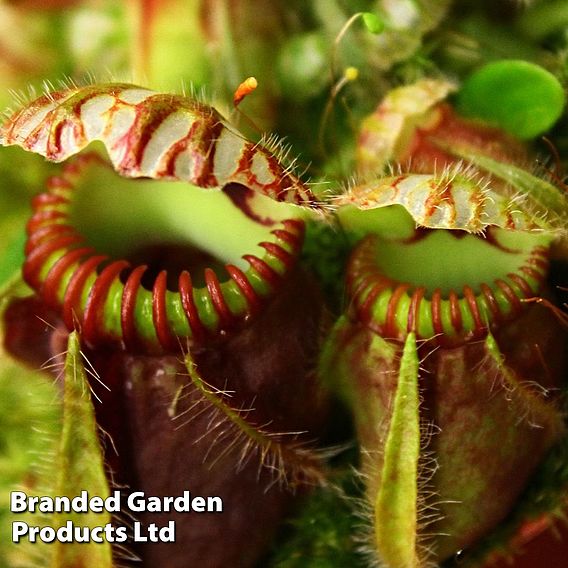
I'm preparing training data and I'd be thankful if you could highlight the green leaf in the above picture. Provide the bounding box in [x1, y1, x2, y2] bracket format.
[374, 332, 421, 567]
[50, 332, 114, 568]
[456, 60, 566, 139]
[0, 355, 60, 566]
[1, 308, 113, 568]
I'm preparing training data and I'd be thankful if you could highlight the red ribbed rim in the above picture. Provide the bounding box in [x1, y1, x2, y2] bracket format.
[23, 154, 306, 352]
[346, 234, 550, 346]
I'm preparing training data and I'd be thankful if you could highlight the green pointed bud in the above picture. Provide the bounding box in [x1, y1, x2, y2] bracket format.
[362, 12, 385, 35]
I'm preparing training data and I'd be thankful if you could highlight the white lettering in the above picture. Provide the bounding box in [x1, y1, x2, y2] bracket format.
[192, 496, 205, 512]
[207, 496, 223, 512]
[12, 522, 28, 541]
[10, 492, 28, 513]
[114, 526, 128, 543]
[127, 492, 146, 512]
[91, 526, 103, 543]
[133, 521, 146, 541]
[105, 491, 121, 513]
[173, 491, 190, 512]
[89, 496, 103, 513]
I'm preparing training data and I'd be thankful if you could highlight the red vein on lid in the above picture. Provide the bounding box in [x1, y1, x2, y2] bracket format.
[3, 92, 49, 138]
[48, 119, 82, 160]
[236, 143, 255, 186]
[126, 106, 178, 171]
[158, 122, 196, 177]
[194, 119, 225, 187]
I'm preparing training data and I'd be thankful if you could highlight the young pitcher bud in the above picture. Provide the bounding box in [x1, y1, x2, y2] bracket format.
[356, 78, 527, 176]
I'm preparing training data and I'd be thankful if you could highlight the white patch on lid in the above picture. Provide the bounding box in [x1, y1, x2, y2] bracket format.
[28, 125, 49, 155]
[103, 106, 137, 164]
[140, 110, 193, 176]
[480, 192, 508, 229]
[57, 122, 80, 158]
[119, 88, 156, 105]
[12, 99, 63, 144]
[250, 150, 274, 186]
[427, 201, 449, 226]
[376, 183, 397, 204]
[213, 127, 246, 184]
[400, 175, 432, 220]
[174, 150, 195, 181]
[80, 95, 116, 141]
[453, 184, 477, 229]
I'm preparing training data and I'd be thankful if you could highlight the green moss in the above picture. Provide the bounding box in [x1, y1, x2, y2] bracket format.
[268, 472, 365, 568]
[301, 219, 351, 311]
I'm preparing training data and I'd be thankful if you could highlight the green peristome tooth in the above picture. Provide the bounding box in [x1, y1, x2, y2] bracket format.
[374, 332, 421, 568]
[49, 331, 113, 568]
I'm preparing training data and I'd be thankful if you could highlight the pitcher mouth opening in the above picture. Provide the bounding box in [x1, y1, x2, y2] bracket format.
[346, 227, 551, 345]
[23, 153, 305, 352]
